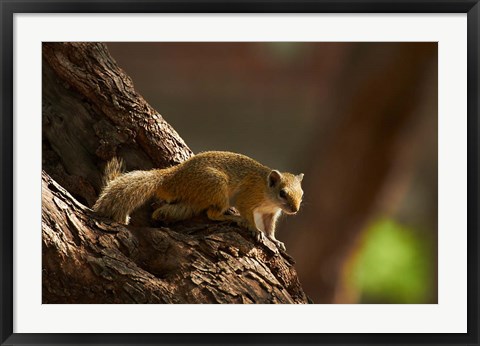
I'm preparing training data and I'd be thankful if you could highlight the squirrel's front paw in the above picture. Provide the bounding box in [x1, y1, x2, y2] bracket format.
[268, 237, 286, 251]
[251, 229, 266, 242]
[275, 240, 286, 251]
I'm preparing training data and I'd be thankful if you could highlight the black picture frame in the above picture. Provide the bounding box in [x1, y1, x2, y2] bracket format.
[1, 1, 478, 345]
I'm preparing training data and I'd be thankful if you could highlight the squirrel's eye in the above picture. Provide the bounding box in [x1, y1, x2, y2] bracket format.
[279, 189, 287, 199]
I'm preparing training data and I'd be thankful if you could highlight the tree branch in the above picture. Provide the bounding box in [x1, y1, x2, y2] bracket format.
[42, 171, 308, 304]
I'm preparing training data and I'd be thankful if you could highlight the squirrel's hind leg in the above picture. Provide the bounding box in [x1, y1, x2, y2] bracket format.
[203, 177, 244, 225]
[152, 203, 196, 222]
[206, 206, 244, 225]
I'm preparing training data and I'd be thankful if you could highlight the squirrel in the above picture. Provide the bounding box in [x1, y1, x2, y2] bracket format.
[93, 151, 304, 250]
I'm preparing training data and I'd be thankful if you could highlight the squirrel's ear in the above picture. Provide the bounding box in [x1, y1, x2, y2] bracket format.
[297, 173, 304, 182]
[268, 170, 282, 187]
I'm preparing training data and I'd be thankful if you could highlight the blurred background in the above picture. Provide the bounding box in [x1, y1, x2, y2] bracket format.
[107, 42, 437, 304]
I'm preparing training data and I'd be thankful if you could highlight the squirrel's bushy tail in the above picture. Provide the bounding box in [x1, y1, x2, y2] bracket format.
[102, 157, 125, 187]
[93, 158, 165, 224]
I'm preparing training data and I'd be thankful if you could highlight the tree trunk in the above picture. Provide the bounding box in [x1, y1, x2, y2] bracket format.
[42, 42, 193, 212]
[42, 42, 308, 304]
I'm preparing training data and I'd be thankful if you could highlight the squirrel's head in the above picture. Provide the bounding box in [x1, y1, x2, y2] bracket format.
[267, 170, 304, 214]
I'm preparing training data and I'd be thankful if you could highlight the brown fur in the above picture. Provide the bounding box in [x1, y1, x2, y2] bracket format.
[93, 151, 304, 249]
[102, 157, 125, 186]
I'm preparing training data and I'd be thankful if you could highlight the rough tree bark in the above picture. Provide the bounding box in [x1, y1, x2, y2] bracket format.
[42, 42, 308, 304]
